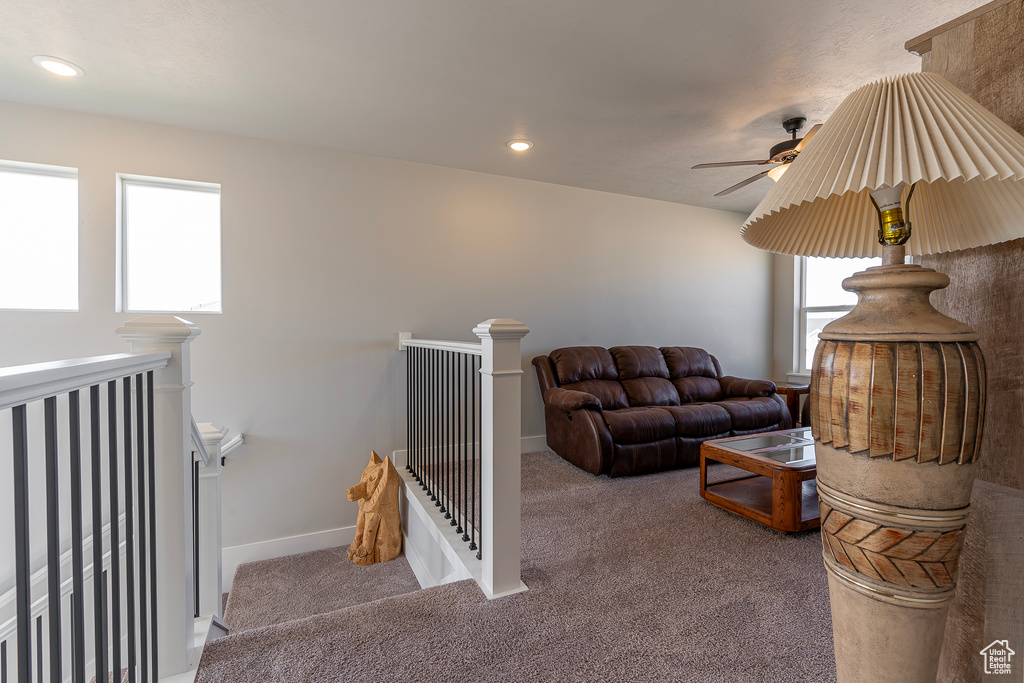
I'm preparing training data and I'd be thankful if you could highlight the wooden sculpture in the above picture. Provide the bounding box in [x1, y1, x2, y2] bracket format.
[346, 451, 402, 566]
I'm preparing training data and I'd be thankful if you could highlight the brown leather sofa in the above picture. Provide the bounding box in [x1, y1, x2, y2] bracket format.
[533, 345, 791, 477]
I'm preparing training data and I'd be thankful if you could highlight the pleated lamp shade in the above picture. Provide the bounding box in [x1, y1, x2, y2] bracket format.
[742, 72, 1024, 257]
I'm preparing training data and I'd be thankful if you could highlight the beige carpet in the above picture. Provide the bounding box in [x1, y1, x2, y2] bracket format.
[198, 451, 836, 682]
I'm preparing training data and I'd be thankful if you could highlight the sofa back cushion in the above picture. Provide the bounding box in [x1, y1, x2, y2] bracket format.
[549, 347, 628, 410]
[610, 346, 680, 407]
[660, 347, 723, 403]
[550, 347, 618, 383]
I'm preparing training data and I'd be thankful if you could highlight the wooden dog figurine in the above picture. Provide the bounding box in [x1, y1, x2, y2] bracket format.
[346, 451, 402, 565]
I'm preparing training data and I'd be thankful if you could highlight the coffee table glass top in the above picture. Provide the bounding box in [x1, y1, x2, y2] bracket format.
[713, 427, 815, 466]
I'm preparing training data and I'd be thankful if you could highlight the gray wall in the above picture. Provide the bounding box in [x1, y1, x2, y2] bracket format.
[0, 99, 772, 553]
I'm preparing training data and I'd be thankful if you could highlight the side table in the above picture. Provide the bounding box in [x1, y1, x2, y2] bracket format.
[775, 382, 809, 426]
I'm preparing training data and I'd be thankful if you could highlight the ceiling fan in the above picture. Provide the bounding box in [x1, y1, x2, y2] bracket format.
[692, 117, 821, 196]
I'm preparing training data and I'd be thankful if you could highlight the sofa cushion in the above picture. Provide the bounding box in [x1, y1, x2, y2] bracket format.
[550, 347, 619, 383]
[720, 376, 777, 398]
[717, 396, 788, 431]
[610, 346, 670, 379]
[621, 377, 680, 407]
[663, 403, 732, 437]
[610, 438, 678, 477]
[601, 407, 676, 444]
[672, 376, 723, 403]
[660, 347, 721, 378]
[561, 380, 629, 411]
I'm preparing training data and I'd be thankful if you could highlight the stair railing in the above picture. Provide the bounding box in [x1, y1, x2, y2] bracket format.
[399, 319, 529, 598]
[0, 316, 228, 683]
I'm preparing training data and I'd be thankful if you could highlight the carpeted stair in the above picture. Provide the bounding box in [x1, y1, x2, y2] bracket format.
[223, 545, 422, 633]
[197, 451, 837, 682]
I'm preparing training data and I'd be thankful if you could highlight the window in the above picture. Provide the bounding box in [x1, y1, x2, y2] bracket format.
[799, 256, 880, 372]
[0, 161, 78, 310]
[119, 175, 221, 312]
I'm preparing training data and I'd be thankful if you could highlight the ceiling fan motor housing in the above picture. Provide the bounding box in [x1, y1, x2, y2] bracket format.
[769, 138, 800, 163]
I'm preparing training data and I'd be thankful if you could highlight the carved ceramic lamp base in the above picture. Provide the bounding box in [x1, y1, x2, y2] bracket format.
[810, 252, 985, 683]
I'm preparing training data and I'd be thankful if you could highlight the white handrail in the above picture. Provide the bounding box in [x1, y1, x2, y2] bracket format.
[399, 333, 482, 356]
[191, 416, 211, 466]
[221, 433, 245, 457]
[0, 352, 171, 411]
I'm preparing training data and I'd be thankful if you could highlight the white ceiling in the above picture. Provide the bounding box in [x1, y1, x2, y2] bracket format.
[0, 0, 987, 214]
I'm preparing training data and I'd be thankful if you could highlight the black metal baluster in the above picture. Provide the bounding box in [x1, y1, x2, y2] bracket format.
[420, 348, 428, 492]
[424, 350, 430, 492]
[417, 347, 422, 481]
[449, 352, 456, 527]
[69, 593, 77, 683]
[34, 617, 41, 683]
[122, 377, 137, 683]
[146, 372, 159, 682]
[99, 571, 109, 683]
[193, 458, 200, 618]
[107, 381, 122, 681]
[461, 354, 469, 542]
[441, 351, 448, 518]
[90, 385, 108, 683]
[43, 396, 63, 683]
[68, 391, 86, 683]
[470, 356, 478, 555]
[445, 350, 450, 514]
[134, 375, 148, 683]
[476, 355, 481, 560]
[406, 344, 411, 474]
[12, 404, 32, 683]
[432, 349, 438, 504]
[413, 347, 419, 481]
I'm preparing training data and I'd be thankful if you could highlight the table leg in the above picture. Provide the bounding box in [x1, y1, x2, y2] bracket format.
[772, 470, 802, 533]
[699, 453, 707, 500]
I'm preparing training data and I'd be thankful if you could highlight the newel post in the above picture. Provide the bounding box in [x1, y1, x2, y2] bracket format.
[473, 318, 529, 597]
[116, 316, 201, 676]
[197, 423, 227, 619]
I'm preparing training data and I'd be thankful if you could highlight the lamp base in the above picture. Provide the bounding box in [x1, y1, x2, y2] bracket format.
[810, 262, 986, 683]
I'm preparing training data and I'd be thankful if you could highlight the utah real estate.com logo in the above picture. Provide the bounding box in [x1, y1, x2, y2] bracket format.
[979, 640, 1015, 675]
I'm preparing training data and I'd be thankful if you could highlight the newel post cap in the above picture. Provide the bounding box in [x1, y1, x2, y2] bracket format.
[473, 318, 530, 341]
[116, 315, 202, 345]
[198, 422, 228, 448]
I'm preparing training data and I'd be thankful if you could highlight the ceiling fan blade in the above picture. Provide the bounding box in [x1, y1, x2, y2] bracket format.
[794, 124, 822, 153]
[713, 169, 772, 196]
[691, 160, 770, 169]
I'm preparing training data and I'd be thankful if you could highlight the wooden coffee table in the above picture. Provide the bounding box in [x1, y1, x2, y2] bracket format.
[699, 427, 820, 534]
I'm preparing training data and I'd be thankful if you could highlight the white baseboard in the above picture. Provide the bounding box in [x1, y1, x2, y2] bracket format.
[519, 434, 549, 453]
[222, 525, 355, 589]
[392, 434, 547, 468]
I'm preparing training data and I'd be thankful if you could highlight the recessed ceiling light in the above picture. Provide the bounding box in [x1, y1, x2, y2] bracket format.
[32, 56, 83, 78]
[506, 140, 533, 152]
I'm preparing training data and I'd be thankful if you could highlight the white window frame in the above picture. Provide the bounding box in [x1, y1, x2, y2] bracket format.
[116, 173, 222, 313]
[0, 159, 79, 312]
[797, 256, 857, 374]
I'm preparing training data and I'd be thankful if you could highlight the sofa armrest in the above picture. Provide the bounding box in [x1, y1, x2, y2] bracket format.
[544, 387, 602, 411]
[719, 376, 777, 398]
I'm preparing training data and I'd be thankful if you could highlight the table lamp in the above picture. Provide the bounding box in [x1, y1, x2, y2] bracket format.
[741, 72, 1024, 683]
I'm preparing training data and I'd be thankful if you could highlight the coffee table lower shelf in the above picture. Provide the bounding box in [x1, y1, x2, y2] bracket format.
[703, 475, 820, 532]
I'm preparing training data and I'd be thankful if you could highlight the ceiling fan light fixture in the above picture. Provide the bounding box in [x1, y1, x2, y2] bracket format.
[767, 165, 789, 182]
[32, 55, 83, 77]
[507, 139, 533, 152]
